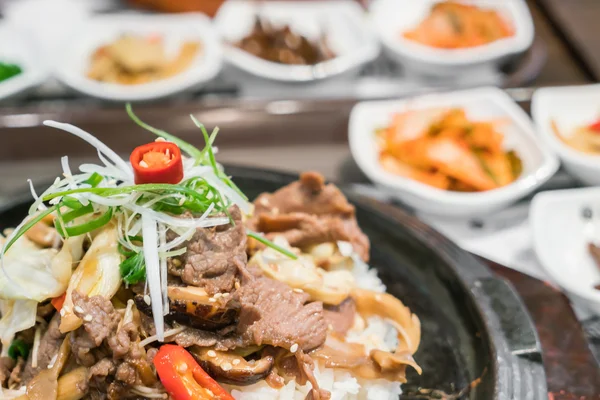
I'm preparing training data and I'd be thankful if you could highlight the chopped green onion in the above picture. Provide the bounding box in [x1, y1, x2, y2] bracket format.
[119, 250, 146, 284]
[190, 115, 248, 201]
[126, 103, 203, 160]
[246, 230, 298, 260]
[2, 205, 58, 253]
[62, 196, 84, 210]
[56, 207, 113, 237]
[62, 203, 95, 224]
[43, 184, 213, 209]
[8, 339, 29, 360]
[84, 172, 104, 187]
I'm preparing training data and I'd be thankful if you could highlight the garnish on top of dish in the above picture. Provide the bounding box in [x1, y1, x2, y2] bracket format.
[87, 35, 201, 85]
[376, 107, 522, 192]
[403, 1, 514, 49]
[551, 117, 600, 155]
[235, 17, 335, 65]
[0, 62, 22, 83]
[0, 106, 421, 399]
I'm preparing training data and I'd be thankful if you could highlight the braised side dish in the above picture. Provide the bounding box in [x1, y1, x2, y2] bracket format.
[87, 35, 201, 85]
[0, 106, 421, 400]
[403, 1, 514, 49]
[235, 17, 335, 65]
[377, 108, 522, 192]
[551, 118, 600, 155]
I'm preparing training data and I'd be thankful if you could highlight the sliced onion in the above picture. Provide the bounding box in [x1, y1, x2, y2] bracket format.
[123, 203, 228, 229]
[79, 163, 129, 181]
[158, 223, 168, 316]
[142, 214, 164, 341]
[43, 121, 133, 180]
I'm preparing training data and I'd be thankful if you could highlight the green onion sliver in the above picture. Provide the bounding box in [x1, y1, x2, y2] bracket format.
[246, 230, 298, 260]
[56, 207, 114, 237]
[84, 172, 104, 187]
[8, 339, 29, 360]
[2, 205, 58, 253]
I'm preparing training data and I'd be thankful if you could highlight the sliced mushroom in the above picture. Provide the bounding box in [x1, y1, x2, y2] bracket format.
[189, 346, 274, 386]
[25, 220, 59, 248]
[135, 286, 238, 331]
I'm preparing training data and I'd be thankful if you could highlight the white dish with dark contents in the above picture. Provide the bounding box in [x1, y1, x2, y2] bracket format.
[532, 84, 600, 185]
[349, 87, 558, 217]
[214, 1, 380, 83]
[0, 23, 48, 101]
[54, 13, 222, 102]
[531, 187, 600, 315]
[369, 0, 534, 76]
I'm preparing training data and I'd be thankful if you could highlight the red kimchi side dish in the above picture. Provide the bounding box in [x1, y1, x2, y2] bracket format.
[0, 105, 421, 400]
[403, 1, 514, 49]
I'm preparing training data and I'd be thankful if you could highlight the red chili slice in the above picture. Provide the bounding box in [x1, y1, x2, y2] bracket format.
[130, 142, 184, 185]
[153, 344, 234, 400]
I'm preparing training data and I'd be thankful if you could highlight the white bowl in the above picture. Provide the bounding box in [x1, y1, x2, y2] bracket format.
[369, 0, 534, 76]
[214, 0, 380, 83]
[531, 188, 600, 315]
[54, 13, 223, 102]
[531, 84, 600, 186]
[349, 87, 559, 217]
[0, 23, 48, 101]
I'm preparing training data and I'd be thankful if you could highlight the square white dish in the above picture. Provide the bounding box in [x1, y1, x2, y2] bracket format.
[53, 13, 223, 102]
[531, 188, 600, 315]
[369, 0, 534, 76]
[349, 87, 558, 216]
[532, 84, 600, 185]
[0, 23, 49, 101]
[214, 0, 380, 83]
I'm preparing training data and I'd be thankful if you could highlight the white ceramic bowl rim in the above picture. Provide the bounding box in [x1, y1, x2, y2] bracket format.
[531, 188, 600, 304]
[53, 13, 223, 101]
[349, 87, 559, 207]
[215, 1, 380, 82]
[532, 84, 600, 170]
[370, 0, 535, 66]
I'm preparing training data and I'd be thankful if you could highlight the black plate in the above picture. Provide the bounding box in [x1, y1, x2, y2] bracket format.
[0, 166, 548, 399]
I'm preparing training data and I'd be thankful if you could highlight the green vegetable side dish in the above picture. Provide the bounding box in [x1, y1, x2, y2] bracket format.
[0, 62, 22, 82]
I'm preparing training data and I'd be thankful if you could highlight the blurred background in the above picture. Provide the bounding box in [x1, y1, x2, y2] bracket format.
[1, 0, 600, 397]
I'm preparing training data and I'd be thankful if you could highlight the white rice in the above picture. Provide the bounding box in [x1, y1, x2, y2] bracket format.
[226, 251, 402, 400]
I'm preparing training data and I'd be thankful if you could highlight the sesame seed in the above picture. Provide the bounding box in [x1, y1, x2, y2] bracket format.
[221, 362, 232, 371]
[74, 306, 84, 314]
[207, 350, 216, 358]
[177, 363, 188, 374]
[214, 293, 222, 299]
[222, 293, 230, 298]
[155, 137, 166, 142]
[232, 359, 241, 366]
[139, 160, 149, 168]
[83, 315, 93, 322]
[234, 281, 241, 290]
[208, 298, 216, 303]
[293, 288, 304, 293]
[144, 295, 151, 305]
[172, 259, 182, 267]
[290, 343, 299, 353]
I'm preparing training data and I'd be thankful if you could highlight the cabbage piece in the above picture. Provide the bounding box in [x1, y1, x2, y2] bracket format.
[0, 234, 81, 302]
[60, 225, 122, 333]
[0, 299, 37, 355]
